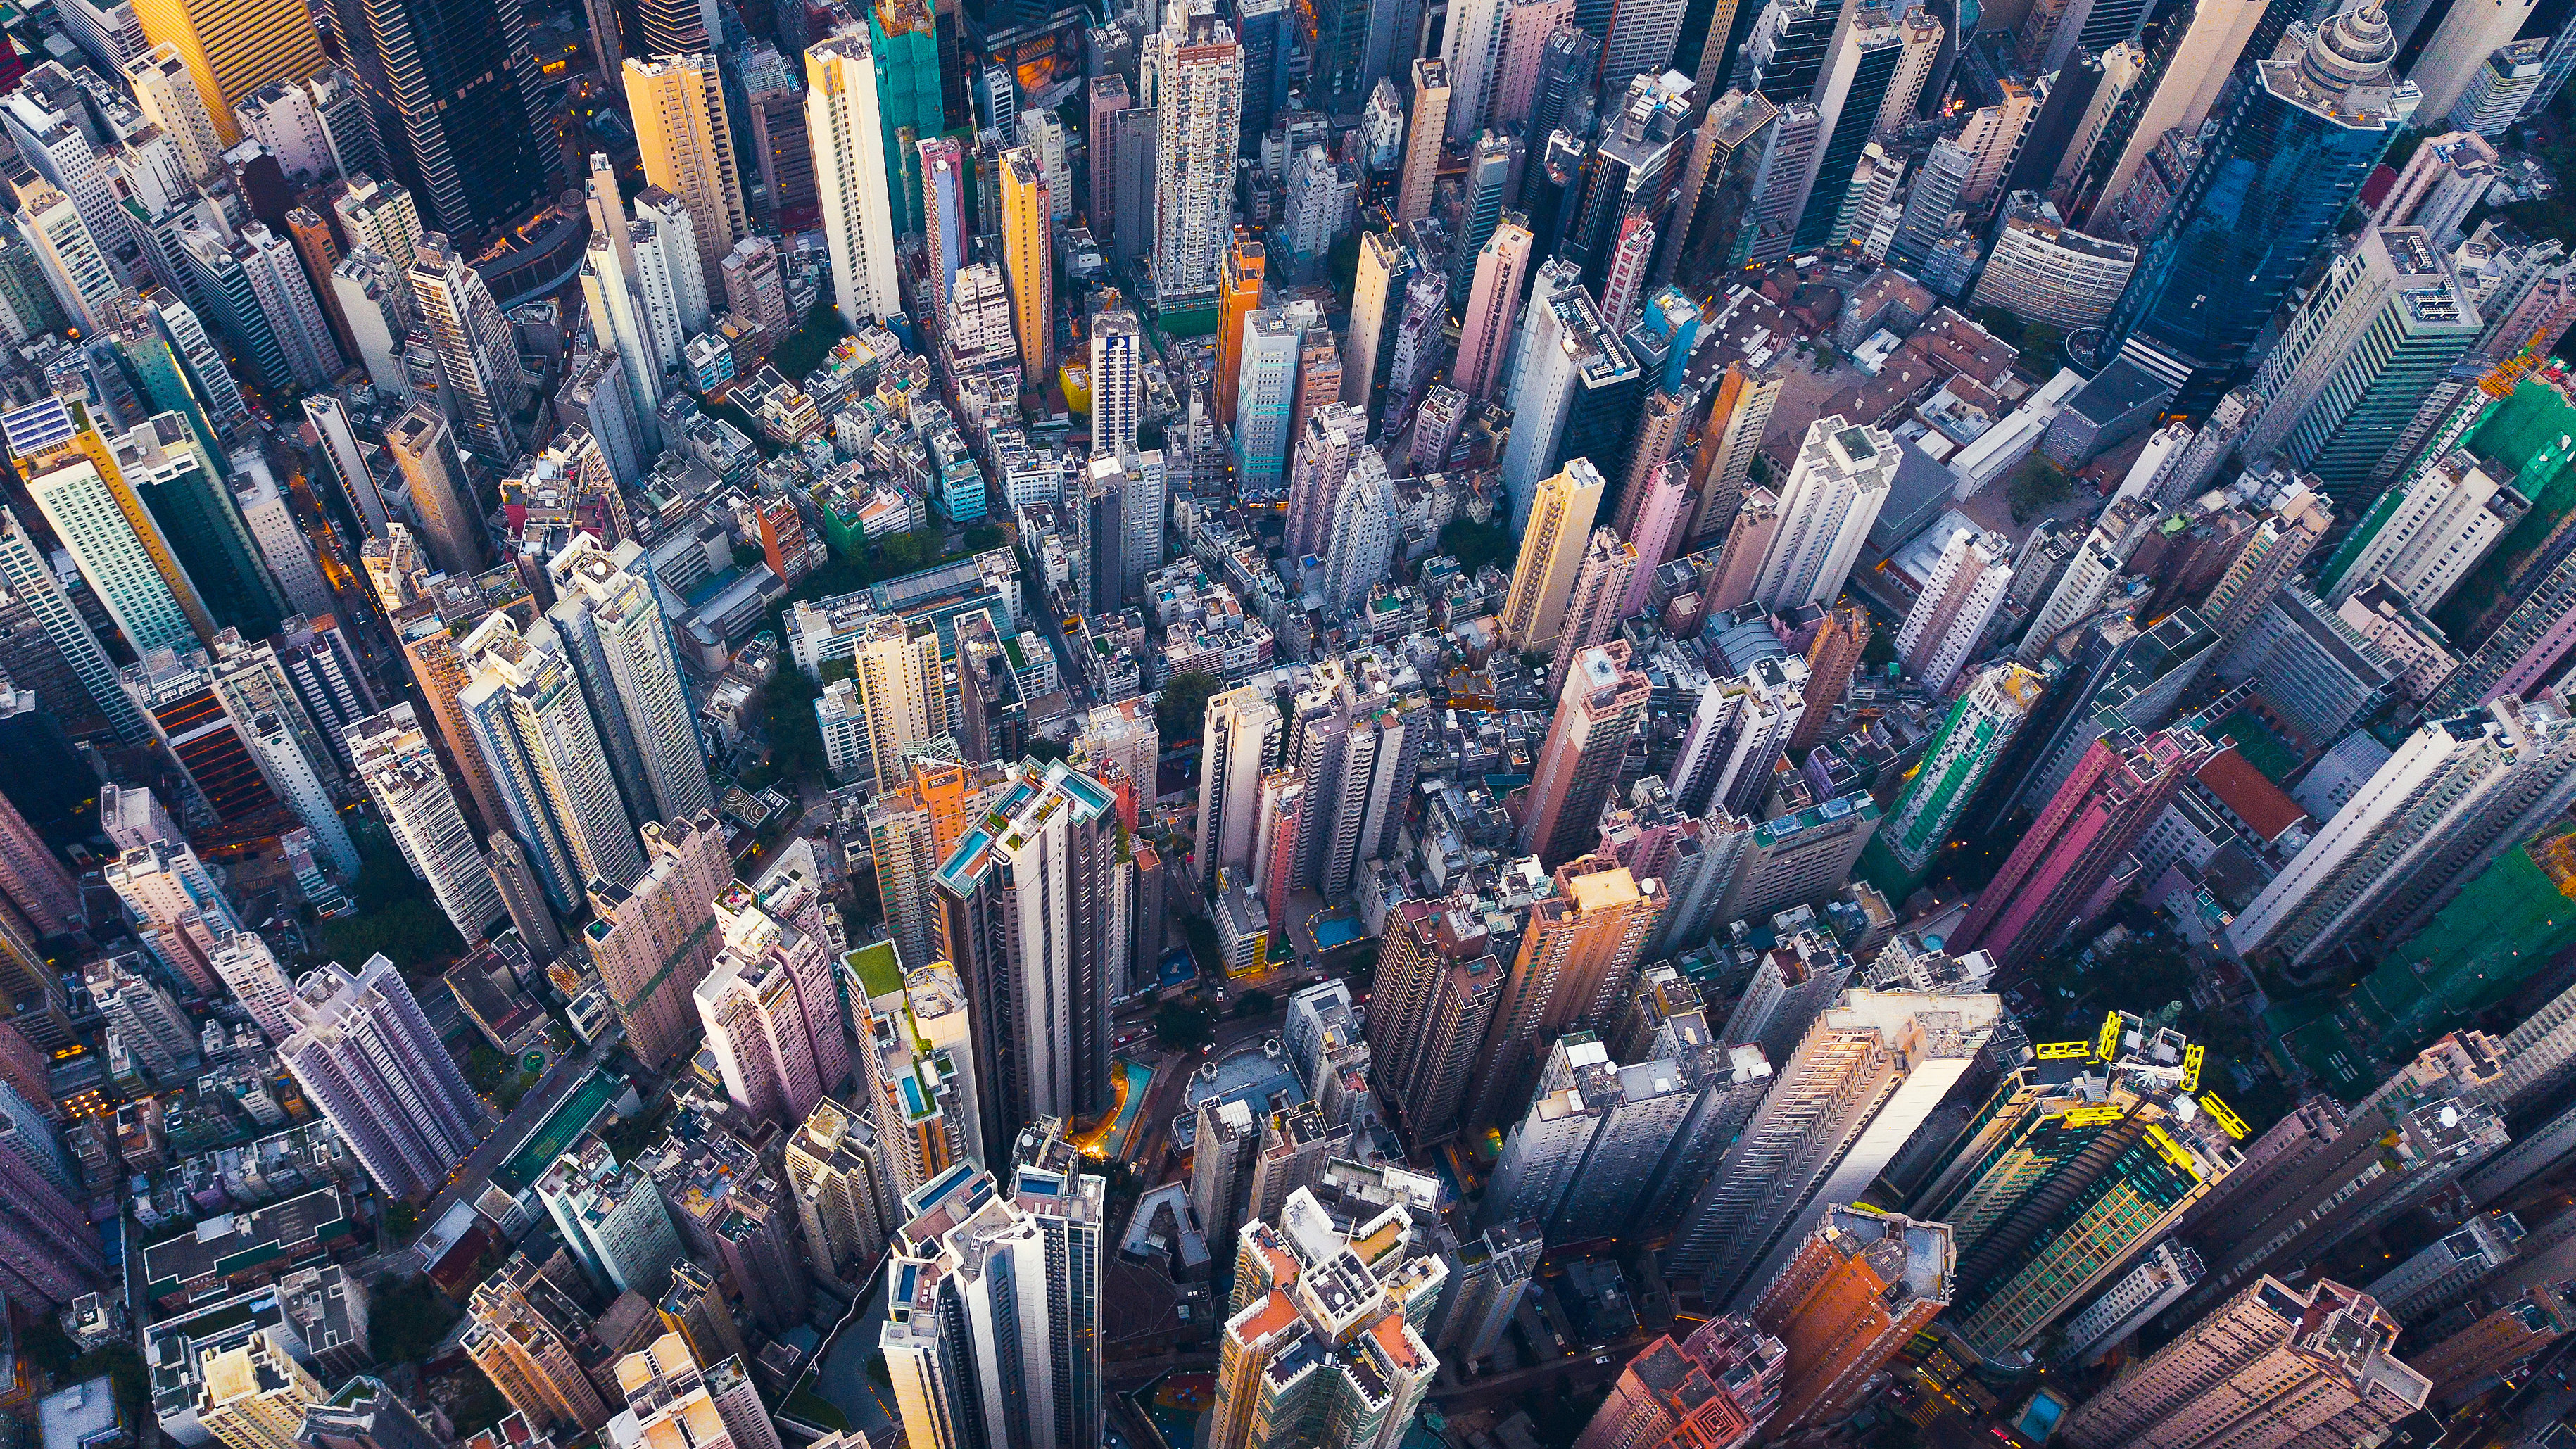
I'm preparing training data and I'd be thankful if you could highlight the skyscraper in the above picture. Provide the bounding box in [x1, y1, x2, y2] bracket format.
[2097, 5, 2417, 416]
[1497, 263, 1636, 529]
[1750, 1207, 1950, 1434]
[809, 30, 902, 327]
[1665, 989, 2006, 1305]
[1522, 643, 1655, 868]
[1000, 147, 1054, 385]
[324, 0, 552, 236]
[1143, 1, 1243, 306]
[1876, 664, 2043, 880]
[347, 704, 507, 945]
[1216, 234, 1263, 426]
[1498, 458, 1609, 654]
[1453, 217, 1532, 400]
[277, 955, 487, 1199]
[1232, 304, 1307, 493]
[0, 507, 149, 741]
[586, 812, 728, 1068]
[1957, 722, 2218, 973]
[1745, 417, 1897, 611]
[545, 535, 714, 826]
[880, 1127, 1104, 1449]
[1398, 59, 1451, 222]
[2059, 1278, 2427, 1449]
[1090, 303, 1141, 457]
[198, 1329, 325, 1449]
[1197, 685, 1283, 892]
[411, 233, 530, 463]
[626, 56, 747, 280]
[457, 614, 646, 911]
[1894, 527, 2014, 693]
[0, 790, 79, 937]
[130, 0, 322, 146]
[784, 1097, 893, 1289]
[6, 395, 204, 655]
[537, 1133, 685, 1296]
[696, 871, 850, 1125]
[1570, 1316, 1782, 1449]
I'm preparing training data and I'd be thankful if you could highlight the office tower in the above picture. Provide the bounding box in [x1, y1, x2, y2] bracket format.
[2055, 1241, 2205, 1364]
[1877, 664, 2043, 880]
[0, 795, 77, 939]
[2409, 0, 2537, 120]
[585, 812, 727, 1068]
[1232, 306, 1303, 491]
[1208, 1184, 1442, 1449]
[1788, 8, 1909, 249]
[465, 1261, 613, 1431]
[1522, 643, 1654, 868]
[1750, 1208, 1950, 1434]
[2098, 7, 2413, 417]
[328, 253, 405, 395]
[880, 1141, 1104, 1449]
[1215, 235, 1263, 428]
[129, 0, 322, 148]
[784, 1097, 892, 1288]
[1956, 721, 2216, 973]
[1497, 265, 1639, 531]
[1894, 528, 2012, 692]
[935, 759, 1116, 1152]
[1141, 1, 1242, 306]
[697, 872, 848, 1125]
[346, 706, 510, 943]
[102, 417, 280, 644]
[236, 224, 343, 386]
[624, 56, 745, 281]
[2239, 230, 2479, 505]
[807, 32, 902, 327]
[411, 233, 529, 462]
[538, 1134, 684, 1296]
[277, 954, 484, 1198]
[1909, 1018, 2240, 1355]
[2059, 1278, 2427, 1449]
[1320, 455, 1396, 616]
[1090, 304, 1141, 458]
[547, 536, 712, 825]
[1197, 685, 1283, 892]
[327, 0, 549, 236]
[2228, 693, 2576, 966]
[999, 147, 1053, 385]
[1453, 218, 1531, 400]
[1747, 417, 1897, 612]
[2324, 451, 2520, 614]
[1497, 459, 1609, 655]
[1396, 59, 1451, 224]
[1668, 988, 2007, 1305]
[2450, 37, 2546, 133]
[458, 614, 646, 910]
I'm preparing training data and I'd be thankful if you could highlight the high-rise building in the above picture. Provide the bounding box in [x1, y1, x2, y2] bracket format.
[1750, 1207, 1950, 1433]
[935, 759, 1118, 1153]
[545, 535, 714, 826]
[1745, 417, 1897, 612]
[411, 233, 530, 462]
[538, 1132, 684, 1297]
[2095, 5, 2415, 417]
[1546, 530, 1640, 697]
[1397, 59, 1451, 222]
[1216, 235, 1263, 428]
[0, 507, 149, 741]
[346, 704, 507, 944]
[1498, 458, 1608, 654]
[0, 788, 80, 937]
[1320, 455, 1396, 616]
[784, 1096, 892, 1289]
[1957, 722, 2218, 973]
[1894, 526, 2013, 692]
[1090, 303, 1141, 458]
[697, 871, 850, 1126]
[2325, 449, 2525, 616]
[324, 0, 550, 236]
[2228, 692, 2576, 966]
[457, 614, 646, 910]
[129, 0, 322, 148]
[2059, 1278, 2428, 1449]
[1143, 1, 1242, 306]
[1496, 264, 1638, 529]
[586, 812, 729, 1068]
[1469, 856, 1668, 1118]
[1368, 898, 1508, 1144]
[1197, 685, 1283, 892]
[198, 1328, 325, 1449]
[277, 955, 486, 1198]
[1789, 8, 1911, 248]
[299, 1377, 448, 1449]
[999, 147, 1054, 386]
[1455, 218, 1532, 401]
[880, 1130, 1104, 1449]
[1786, 606, 1869, 752]
[1522, 643, 1655, 868]
[852, 951, 982, 1203]
[625, 56, 746, 281]
[1876, 664, 2043, 880]
[808, 31, 902, 327]
[464, 1258, 612, 1431]
[1667, 989, 2005, 1305]
[1232, 305, 1306, 493]
[611, 1334, 783, 1449]
[1906, 1016, 2240, 1355]
[7, 395, 205, 657]
[1570, 1316, 1782, 1449]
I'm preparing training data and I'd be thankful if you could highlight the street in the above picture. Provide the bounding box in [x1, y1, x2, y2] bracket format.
[405, 1034, 620, 1244]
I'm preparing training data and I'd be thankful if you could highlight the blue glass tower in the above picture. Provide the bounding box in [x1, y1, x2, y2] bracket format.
[2099, 4, 2416, 417]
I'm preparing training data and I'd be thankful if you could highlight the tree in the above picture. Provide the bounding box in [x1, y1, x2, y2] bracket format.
[2021, 323, 2065, 369]
[1154, 1001, 1213, 1049]
[1974, 307, 2027, 353]
[369, 1277, 460, 1362]
[762, 667, 828, 784]
[1233, 989, 1274, 1018]
[1156, 671, 1223, 742]
[1182, 913, 1221, 971]
[2006, 455, 2074, 524]
[1025, 737, 1070, 763]
[965, 522, 1006, 551]
[1438, 516, 1515, 575]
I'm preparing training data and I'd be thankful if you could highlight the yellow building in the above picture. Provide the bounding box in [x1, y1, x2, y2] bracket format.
[623, 56, 748, 279]
[1497, 459, 1608, 654]
[196, 1331, 323, 1449]
[130, 0, 326, 146]
[999, 146, 1052, 386]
